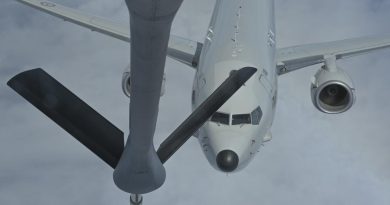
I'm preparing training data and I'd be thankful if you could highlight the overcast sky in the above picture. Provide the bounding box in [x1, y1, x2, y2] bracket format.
[1, 0, 390, 204]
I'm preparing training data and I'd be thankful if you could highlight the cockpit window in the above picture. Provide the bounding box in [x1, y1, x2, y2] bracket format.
[251, 106, 263, 125]
[211, 112, 230, 125]
[211, 107, 262, 126]
[232, 114, 251, 125]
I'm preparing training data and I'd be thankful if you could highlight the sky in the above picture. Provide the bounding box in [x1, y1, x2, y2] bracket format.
[1, 0, 390, 204]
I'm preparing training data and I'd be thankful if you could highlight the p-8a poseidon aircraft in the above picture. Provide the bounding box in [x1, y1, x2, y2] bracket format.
[8, 0, 390, 203]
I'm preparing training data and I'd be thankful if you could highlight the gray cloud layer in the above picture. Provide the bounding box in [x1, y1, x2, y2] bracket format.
[1, 0, 390, 204]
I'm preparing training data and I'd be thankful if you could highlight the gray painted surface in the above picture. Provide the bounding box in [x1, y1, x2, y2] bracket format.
[113, 0, 183, 194]
[1, 0, 390, 205]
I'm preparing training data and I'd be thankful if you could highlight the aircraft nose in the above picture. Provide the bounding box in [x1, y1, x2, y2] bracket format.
[216, 150, 239, 172]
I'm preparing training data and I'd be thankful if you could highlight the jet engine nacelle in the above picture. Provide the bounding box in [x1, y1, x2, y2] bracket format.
[311, 66, 355, 114]
[122, 64, 166, 97]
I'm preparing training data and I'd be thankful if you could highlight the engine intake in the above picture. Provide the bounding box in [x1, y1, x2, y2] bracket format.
[122, 64, 166, 97]
[311, 66, 355, 114]
[122, 65, 131, 97]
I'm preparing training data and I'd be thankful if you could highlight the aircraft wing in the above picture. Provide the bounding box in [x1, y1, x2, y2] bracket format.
[16, 0, 202, 68]
[276, 35, 390, 75]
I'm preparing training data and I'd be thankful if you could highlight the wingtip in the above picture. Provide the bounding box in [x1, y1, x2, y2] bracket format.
[7, 68, 44, 88]
[237, 67, 257, 80]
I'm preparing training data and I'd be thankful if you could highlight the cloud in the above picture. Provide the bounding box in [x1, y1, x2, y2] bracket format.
[1, 0, 390, 205]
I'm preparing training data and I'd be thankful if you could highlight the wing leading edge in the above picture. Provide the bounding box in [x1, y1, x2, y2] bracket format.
[16, 0, 202, 68]
[277, 35, 390, 75]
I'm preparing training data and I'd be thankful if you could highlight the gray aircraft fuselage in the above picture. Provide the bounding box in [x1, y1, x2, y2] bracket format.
[193, 0, 277, 172]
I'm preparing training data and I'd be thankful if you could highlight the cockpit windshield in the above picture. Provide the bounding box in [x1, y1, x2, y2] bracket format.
[232, 114, 251, 125]
[210, 112, 230, 125]
[210, 106, 262, 126]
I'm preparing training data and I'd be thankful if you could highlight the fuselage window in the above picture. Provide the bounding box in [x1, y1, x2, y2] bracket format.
[232, 114, 251, 125]
[192, 90, 195, 105]
[211, 112, 230, 125]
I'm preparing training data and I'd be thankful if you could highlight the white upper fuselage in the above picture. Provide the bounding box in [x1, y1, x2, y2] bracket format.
[192, 0, 277, 172]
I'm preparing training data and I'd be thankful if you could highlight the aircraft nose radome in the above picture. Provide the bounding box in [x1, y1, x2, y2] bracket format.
[216, 150, 239, 172]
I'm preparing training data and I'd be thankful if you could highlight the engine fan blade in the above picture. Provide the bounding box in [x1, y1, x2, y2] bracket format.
[7, 68, 124, 168]
[157, 67, 257, 164]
